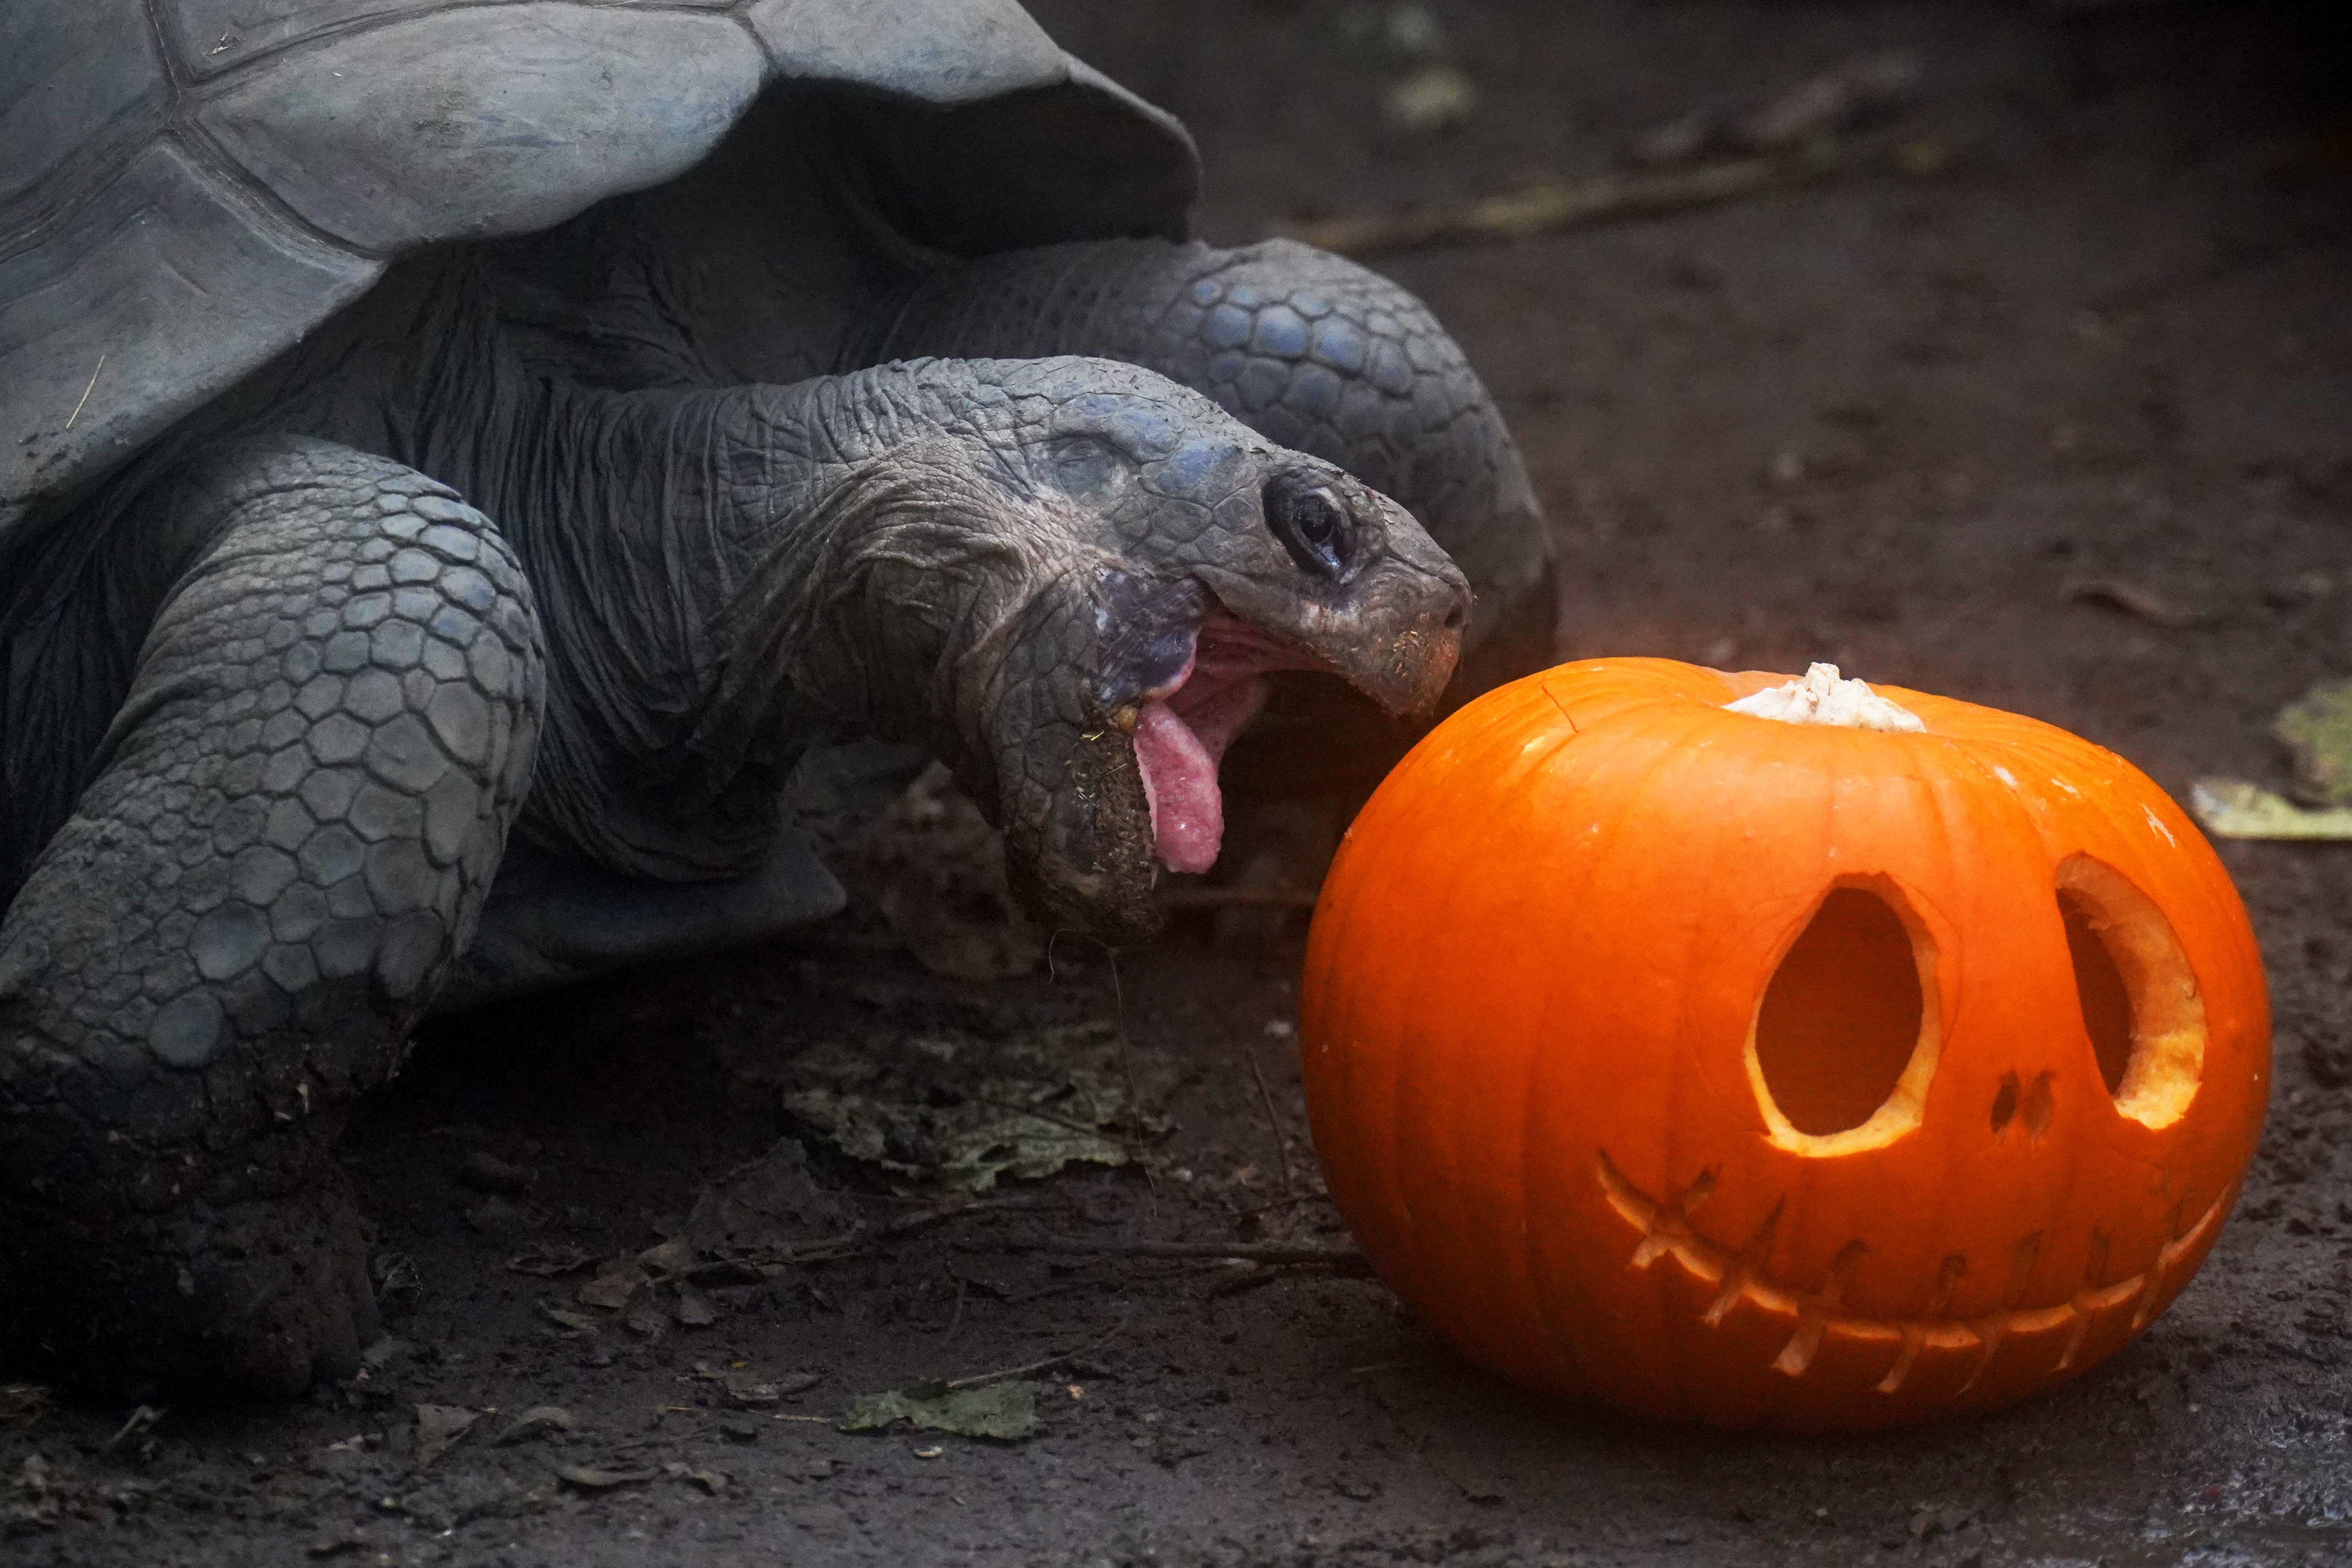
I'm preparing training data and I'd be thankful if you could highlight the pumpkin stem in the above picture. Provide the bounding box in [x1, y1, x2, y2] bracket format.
[1724, 663, 1925, 732]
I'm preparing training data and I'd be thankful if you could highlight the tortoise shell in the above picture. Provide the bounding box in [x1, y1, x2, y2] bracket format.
[0, 0, 1198, 544]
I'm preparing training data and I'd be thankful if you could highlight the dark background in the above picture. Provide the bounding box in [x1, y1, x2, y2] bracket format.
[7, 2, 2352, 1563]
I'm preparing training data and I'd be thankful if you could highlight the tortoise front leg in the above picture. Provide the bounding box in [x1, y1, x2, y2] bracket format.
[0, 435, 543, 1395]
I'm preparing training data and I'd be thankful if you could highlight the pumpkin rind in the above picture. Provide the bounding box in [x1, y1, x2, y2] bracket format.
[1300, 658, 2269, 1432]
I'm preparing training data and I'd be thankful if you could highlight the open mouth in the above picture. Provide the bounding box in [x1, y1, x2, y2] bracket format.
[1129, 608, 1321, 875]
[1597, 1148, 2230, 1395]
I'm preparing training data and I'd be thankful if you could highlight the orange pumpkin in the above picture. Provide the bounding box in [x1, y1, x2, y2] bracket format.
[1300, 658, 2269, 1432]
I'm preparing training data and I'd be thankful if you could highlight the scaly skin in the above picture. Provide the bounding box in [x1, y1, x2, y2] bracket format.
[0, 437, 543, 1393]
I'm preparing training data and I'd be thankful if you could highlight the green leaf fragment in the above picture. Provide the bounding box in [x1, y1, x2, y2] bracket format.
[2190, 778, 2352, 840]
[2276, 677, 2352, 806]
[783, 1021, 1165, 1192]
[839, 1381, 1041, 1441]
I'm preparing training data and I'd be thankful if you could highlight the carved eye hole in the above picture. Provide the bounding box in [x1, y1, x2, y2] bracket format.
[1746, 880, 1942, 1155]
[1263, 473, 1356, 581]
[2055, 855, 2205, 1128]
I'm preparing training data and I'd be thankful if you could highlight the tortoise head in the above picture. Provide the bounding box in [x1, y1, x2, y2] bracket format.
[725, 358, 1469, 945]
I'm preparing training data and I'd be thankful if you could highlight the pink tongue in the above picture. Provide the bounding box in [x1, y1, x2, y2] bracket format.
[1132, 699, 1223, 874]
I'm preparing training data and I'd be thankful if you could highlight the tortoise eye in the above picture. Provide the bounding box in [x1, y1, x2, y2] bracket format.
[1263, 473, 1356, 581]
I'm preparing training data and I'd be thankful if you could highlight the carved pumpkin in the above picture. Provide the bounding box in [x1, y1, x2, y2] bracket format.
[1300, 658, 2268, 1431]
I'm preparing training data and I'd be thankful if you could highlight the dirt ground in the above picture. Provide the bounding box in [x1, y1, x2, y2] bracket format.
[7, 1, 2352, 1563]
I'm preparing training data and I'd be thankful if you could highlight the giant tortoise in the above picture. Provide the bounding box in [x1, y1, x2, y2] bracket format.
[0, 0, 1552, 1394]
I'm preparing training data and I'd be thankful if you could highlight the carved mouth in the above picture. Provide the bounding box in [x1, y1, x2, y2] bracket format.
[1595, 1149, 2229, 1396]
[1127, 608, 1323, 875]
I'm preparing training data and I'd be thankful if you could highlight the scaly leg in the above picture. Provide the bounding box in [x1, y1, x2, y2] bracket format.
[0, 435, 542, 1394]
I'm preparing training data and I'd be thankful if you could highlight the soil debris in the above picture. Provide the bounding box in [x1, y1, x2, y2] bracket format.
[994, 1237, 1368, 1269]
[411, 1405, 479, 1467]
[839, 765, 1042, 980]
[1630, 50, 1921, 165]
[462, 1195, 532, 1237]
[552, 1463, 657, 1491]
[455, 1149, 535, 1194]
[783, 1020, 1164, 1191]
[1737, 50, 1921, 153]
[1275, 145, 1848, 257]
[0, 1385, 50, 1431]
[684, 1137, 852, 1257]
[537, 1301, 597, 1332]
[493, 1406, 577, 1446]
[1385, 64, 1478, 133]
[663, 1461, 729, 1494]
[576, 1257, 645, 1310]
[2066, 576, 2210, 628]
[696, 1364, 821, 1407]
[96, 1404, 163, 1456]
[503, 1241, 593, 1277]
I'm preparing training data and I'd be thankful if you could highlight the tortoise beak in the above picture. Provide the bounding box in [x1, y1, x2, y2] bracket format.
[1191, 551, 1471, 718]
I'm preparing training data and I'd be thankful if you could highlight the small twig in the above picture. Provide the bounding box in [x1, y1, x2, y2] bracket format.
[995, 1237, 1366, 1268]
[63, 355, 105, 431]
[1157, 886, 1320, 911]
[1232, 1194, 1324, 1217]
[940, 1311, 1133, 1392]
[2064, 576, 2210, 629]
[960, 1094, 1116, 1139]
[1274, 143, 1844, 257]
[100, 1403, 165, 1454]
[1106, 948, 1157, 1192]
[873, 1195, 1045, 1239]
[1248, 1049, 1296, 1198]
[940, 1350, 1080, 1393]
[694, 1196, 1045, 1274]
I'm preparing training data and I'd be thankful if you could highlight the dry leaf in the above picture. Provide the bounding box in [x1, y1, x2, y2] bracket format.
[2191, 779, 2352, 840]
[494, 1406, 576, 1446]
[839, 1381, 1041, 1441]
[663, 1462, 728, 1494]
[412, 1405, 478, 1466]
[577, 1259, 644, 1310]
[2067, 577, 2206, 629]
[504, 1242, 592, 1278]
[553, 1464, 657, 1490]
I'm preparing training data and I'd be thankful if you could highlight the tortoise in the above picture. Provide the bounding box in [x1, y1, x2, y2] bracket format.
[0, 0, 1552, 1394]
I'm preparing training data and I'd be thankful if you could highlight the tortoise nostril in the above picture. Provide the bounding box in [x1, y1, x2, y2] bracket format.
[1442, 604, 1466, 631]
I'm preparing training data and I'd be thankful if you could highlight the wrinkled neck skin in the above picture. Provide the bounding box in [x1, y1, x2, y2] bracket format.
[240, 259, 1061, 882]
[170, 248, 1470, 930]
